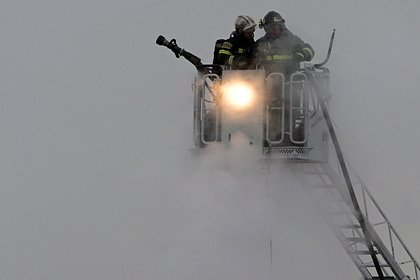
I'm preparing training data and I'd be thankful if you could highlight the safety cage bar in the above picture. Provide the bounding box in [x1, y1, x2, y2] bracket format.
[192, 66, 330, 149]
[192, 73, 221, 146]
[265, 72, 310, 146]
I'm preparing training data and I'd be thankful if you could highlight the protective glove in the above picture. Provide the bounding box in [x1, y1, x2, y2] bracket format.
[232, 55, 248, 69]
[293, 52, 305, 62]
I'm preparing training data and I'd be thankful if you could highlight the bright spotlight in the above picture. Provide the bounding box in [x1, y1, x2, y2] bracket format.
[222, 81, 254, 110]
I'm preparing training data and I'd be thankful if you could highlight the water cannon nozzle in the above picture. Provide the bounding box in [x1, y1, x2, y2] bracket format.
[156, 35, 169, 46]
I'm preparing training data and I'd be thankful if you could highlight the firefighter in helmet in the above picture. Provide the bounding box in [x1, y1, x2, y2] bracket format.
[255, 11, 314, 76]
[256, 11, 314, 145]
[213, 15, 257, 71]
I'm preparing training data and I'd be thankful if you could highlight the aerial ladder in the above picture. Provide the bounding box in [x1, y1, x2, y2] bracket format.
[285, 73, 420, 280]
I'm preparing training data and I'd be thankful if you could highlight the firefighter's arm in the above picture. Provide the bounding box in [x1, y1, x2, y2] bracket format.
[293, 42, 315, 62]
[214, 41, 234, 66]
[217, 42, 249, 69]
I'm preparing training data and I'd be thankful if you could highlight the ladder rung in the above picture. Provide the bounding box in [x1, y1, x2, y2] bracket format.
[351, 250, 378, 255]
[324, 199, 346, 202]
[302, 171, 325, 175]
[362, 263, 390, 268]
[329, 211, 354, 216]
[312, 184, 336, 189]
[346, 237, 367, 244]
[340, 224, 361, 229]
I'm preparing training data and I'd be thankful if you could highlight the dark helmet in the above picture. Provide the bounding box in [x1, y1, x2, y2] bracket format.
[259, 11, 285, 30]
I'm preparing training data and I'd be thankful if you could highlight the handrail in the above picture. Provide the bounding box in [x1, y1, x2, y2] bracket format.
[351, 169, 420, 280]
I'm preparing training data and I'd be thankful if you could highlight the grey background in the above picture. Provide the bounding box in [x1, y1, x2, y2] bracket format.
[1, 0, 419, 279]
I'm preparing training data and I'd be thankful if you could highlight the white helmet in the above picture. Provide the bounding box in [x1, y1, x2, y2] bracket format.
[235, 15, 256, 33]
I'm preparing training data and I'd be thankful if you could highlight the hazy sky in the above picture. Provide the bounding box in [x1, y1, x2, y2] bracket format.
[1, 0, 419, 279]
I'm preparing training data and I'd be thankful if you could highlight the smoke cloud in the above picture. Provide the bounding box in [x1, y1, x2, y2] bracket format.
[0, 0, 419, 279]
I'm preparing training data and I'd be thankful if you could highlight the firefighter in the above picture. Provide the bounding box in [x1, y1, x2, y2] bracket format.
[255, 11, 314, 76]
[256, 11, 314, 146]
[213, 15, 257, 71]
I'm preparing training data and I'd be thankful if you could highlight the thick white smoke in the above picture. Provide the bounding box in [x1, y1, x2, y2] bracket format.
[0, 0, 419, 279]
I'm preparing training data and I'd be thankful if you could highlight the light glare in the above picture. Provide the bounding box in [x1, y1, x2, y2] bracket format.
[223, 82, 254, 109]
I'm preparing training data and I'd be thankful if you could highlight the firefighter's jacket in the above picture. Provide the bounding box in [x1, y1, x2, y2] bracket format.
[255, 29, 314, 76]
[213, 32, 256, 71]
